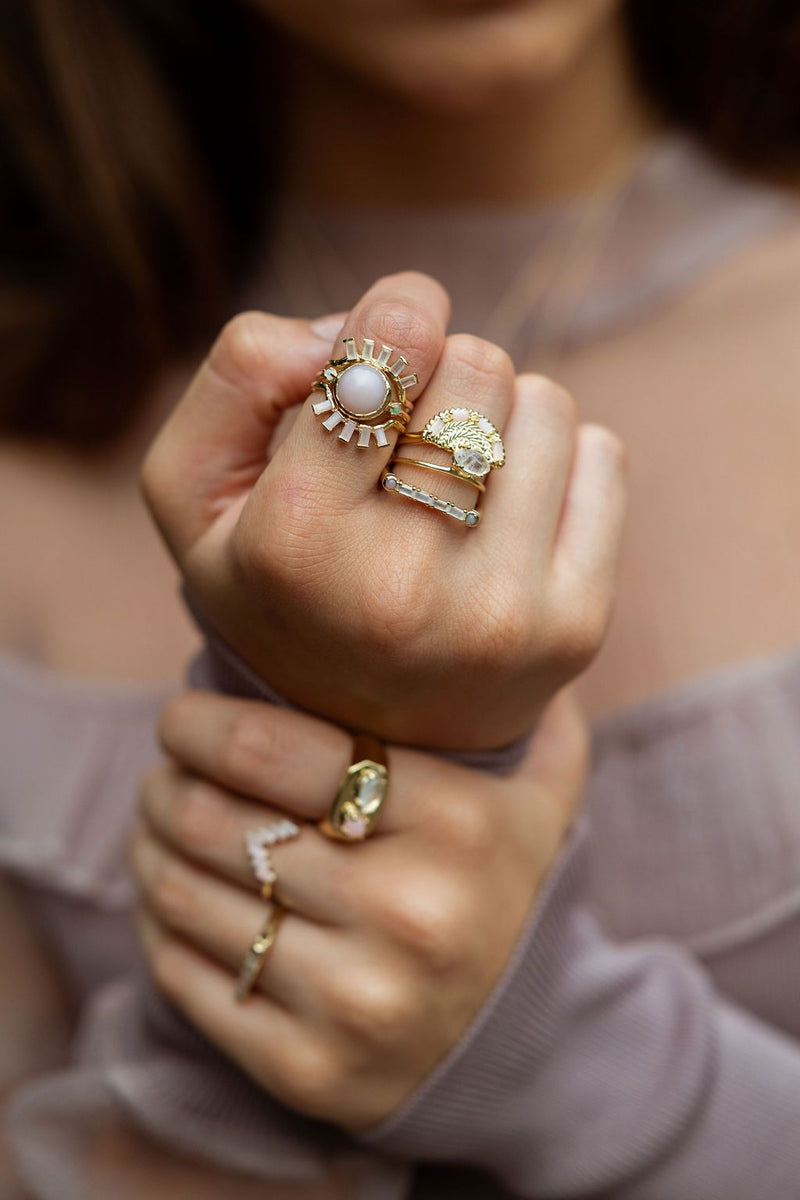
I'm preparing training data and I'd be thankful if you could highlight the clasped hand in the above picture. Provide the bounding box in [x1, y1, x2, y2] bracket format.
[133, 270, 625, 1130]
[135, 690, 586, 1130]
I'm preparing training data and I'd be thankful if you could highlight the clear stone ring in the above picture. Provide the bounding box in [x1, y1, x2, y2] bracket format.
[319, 735, 389, 843]
[311, 336, 419, 449]
[399, 407, 506, 484]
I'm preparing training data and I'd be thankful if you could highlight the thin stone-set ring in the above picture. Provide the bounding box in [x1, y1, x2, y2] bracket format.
[400, 407, 506, 483]
[311, 336, 419, 449]
[380, 469, 482, 527]
[319, 735, 389, 842]
[245, 819, 301, 902]
[234, 904, 284, 1002]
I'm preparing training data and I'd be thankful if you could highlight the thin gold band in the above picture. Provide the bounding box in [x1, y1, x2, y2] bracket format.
[393, 454, 486, 493]
[234, 904, 284, 1002]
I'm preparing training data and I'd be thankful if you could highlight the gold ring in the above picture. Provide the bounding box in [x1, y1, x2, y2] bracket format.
[400, 407, 505, 484]
[234, 905, 284, 1002]
[392, 455, 487, 493]
[319, 735, 389, 842]
[311, 336, 419, 450]
[245, 819, 301, 902]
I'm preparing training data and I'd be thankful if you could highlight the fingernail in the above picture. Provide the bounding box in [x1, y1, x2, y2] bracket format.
[310, 313, 346, 341]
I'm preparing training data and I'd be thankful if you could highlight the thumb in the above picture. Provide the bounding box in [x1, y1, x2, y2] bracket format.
[141, 311, 346, 563]
[515, 688, 589, 823]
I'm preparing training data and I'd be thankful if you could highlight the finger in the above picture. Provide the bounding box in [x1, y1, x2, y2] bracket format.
[270, 272, 451, 505]
[390, 334, 514, 513]
[136, 907, 336, 1121]
[552, 422, 627, 604]
[133, 830, 347, 1017]
[158, 692, 419, 833]
[140, 763, 358, 922]
[141, 313, 341, 560]
[482, 373, 577, 567]
[158, 692, 523, 843]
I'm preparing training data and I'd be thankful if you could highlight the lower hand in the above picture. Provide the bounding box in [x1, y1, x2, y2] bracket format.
[133, 688, 587, 1130]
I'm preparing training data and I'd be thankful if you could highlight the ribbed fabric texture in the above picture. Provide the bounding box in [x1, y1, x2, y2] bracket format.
[363, 827, 800, 1198]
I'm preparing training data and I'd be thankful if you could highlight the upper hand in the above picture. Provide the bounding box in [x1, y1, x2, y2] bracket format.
[141, 272, 625, 750]
[133, 688, 587, 1130]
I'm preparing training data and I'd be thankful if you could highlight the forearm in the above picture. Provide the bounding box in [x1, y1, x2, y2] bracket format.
[363, 826, 800, 1198]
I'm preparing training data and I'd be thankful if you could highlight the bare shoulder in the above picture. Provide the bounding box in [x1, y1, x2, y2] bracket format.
[689, 204, 800, 329]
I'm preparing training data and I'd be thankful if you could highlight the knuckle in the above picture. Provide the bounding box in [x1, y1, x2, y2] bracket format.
[329, 967, 419, 1047]
[218, 709, 277, 786]
[445, 334, 514, 389]
[518, 373, 577, 430]
[552, 599, 609, 674]
[209, 311, 276, 391]
[277, 1041, 343, 1119]
[382, 877, 469, 973]
[581, 422, 627, 471]
[171, 779, 229, 851]
[364, 298, 439, 365]
[148, 854, 193, 925]
[156, 693, 194, 755]
[430, 791, 494, 859]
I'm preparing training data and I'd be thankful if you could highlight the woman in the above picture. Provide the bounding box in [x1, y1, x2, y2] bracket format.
[2, 0, 800, 1195]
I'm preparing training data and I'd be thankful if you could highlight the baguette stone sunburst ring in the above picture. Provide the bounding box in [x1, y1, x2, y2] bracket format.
[311, 336, 419, 449]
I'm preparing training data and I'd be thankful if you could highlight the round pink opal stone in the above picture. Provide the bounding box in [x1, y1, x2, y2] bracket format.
[336, 363, 389, 415]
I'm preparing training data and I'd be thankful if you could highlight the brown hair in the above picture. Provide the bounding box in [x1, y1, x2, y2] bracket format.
[2, 0, 799, 448]
[0, 0, 277, 447]
[625, 0, 800, 176]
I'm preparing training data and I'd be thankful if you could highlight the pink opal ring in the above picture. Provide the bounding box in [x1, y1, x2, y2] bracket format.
[310, 336, 419, 449]
[319, 735, 389, 843]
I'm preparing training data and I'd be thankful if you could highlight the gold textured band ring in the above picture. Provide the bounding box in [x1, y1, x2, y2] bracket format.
[234, 905, 285, 1002]
[393, 454, 487, 493]
[319, 735, 389, 843]
[311, 336, 419, 450]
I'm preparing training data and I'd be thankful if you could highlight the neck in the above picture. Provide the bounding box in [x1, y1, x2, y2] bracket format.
[282, 18, 656, 209]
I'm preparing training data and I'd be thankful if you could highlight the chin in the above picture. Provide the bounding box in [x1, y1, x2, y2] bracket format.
[314, 2, 617, 117]
[339, 37, 571, 118]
